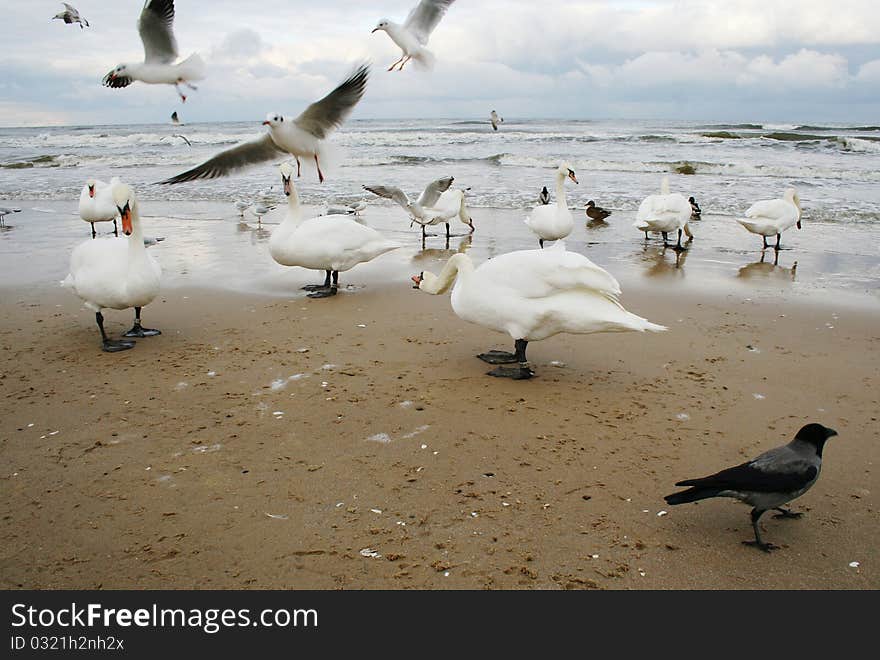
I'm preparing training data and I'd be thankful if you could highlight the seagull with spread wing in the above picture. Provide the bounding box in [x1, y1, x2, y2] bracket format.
[160, 64, 369, 185]
[53, 3, 89, 28]
[102, 0, 205, 103]
[372, 0, 456, 71]
[364, 176, 473, 239]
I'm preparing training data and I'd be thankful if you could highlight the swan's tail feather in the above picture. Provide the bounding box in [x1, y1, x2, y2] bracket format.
[61, 274, 74, 289]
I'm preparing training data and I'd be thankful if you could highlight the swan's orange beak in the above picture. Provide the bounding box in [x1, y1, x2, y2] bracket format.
[283, 176, 291, 196]
[568, 171, 579, 184]
[120, 206, 132, 236]
[411, 274, 422, 289]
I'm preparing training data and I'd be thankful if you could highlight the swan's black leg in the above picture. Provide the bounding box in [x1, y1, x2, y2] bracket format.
[776, 233, 782, 250]
[762, 236, 769, 249]
[113, 219, 118, 237]
[445, 222, 451, 238]
[662, 231, 669, 245]
[644, 231, 649, 240]
[123, 307, 161, 338]
[308, 271, 338, 299]
[302, 270, 332, 291]
[97, 311, 135, 352]
[91, 223, 96, 239]
[539, 238, 544, 249]
[487, 339, 534, 379]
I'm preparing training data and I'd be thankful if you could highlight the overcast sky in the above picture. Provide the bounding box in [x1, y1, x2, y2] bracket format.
[1, 0, 878, 126]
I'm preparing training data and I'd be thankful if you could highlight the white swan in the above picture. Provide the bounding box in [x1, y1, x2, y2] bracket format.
[634, 177, 693, 249]
[63, 181, 162, 352]
[79, 178, 120, 238]
[411, 242, 667, 379]
[524, 163, 578, 248]
[737, 188, 801, 249]
[270, 162, 401, 298]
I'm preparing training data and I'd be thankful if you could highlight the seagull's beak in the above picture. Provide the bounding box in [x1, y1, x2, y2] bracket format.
[120, 204, 132, 236]
[411, 274, 422, 288]
[262, 120, 270, 126]
[371, 27, 380, 33]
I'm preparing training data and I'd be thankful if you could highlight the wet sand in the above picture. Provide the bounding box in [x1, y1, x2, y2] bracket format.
[0, 201, 878, 589]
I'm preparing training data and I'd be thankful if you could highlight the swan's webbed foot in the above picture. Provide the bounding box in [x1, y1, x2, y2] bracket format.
[741, 540, 779, 553]
[487, 363, 534, 380]
[123, 326, 161, 338]
[477, 350, 518, 365]
[102, 339, 136, 353]
[307, 286, 338, 299]
[301, 284, 328, 291]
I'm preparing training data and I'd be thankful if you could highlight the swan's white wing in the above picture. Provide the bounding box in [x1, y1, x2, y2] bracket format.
[362, 185, 412, 210]
[403, 0, 455, 44]
[745, 198, 793, 220]
[480, 247, 622, 302]
[417, 176, 454, 207]
[293, 64, 369, 140]
[159, 134, 286, 184]
[139, 0, 178, 64]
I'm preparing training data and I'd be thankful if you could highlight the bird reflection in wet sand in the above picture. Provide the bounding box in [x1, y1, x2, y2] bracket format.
[738, 250, 798, 282]
[413, 234, 472, 262]
[640, 244, 688, 278]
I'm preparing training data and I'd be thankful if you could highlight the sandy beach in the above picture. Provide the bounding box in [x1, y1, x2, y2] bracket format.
[1, 201, 877, 589]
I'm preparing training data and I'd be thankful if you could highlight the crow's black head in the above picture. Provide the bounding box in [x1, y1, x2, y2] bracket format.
[794, 423, 838, 456]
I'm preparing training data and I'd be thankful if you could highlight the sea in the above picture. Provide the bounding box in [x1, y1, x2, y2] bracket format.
[1, 118, 879, 301]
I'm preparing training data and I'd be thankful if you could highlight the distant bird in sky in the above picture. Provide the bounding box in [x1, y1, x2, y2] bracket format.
[664, 423, 839, 552]
[53, 3, 89, 29]
[585, 200, 611, 221]
[0, 207, 22, 227]
[490, 110, 503, 131]
[372, 0, 456, 71]
[102, 0, 205, 103]
[160, 63, 369, 185]
[688, 196, 702, 220]
[538, 186, 550, 205]
[161, 134, 191, 147]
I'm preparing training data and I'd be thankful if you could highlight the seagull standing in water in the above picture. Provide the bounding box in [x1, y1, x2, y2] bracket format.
[53, 3, 89, 28]
[102, 0, 205, 103]
[372, 0, 456, 71]
[160, 64, 369, 185]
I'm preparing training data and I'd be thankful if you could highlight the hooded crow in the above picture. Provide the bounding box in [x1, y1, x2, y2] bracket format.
[664, 423, 838, 552]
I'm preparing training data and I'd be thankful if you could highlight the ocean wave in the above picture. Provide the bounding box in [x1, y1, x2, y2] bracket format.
[796, 124, 880, 132]
[836, 137, 880, 153]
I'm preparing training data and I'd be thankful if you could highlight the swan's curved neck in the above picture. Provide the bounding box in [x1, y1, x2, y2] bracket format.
[281, 180, 302, 227]
[555, 171, 569, 208]
[420, 253, 474, 294]
[127, 201, 147, 259]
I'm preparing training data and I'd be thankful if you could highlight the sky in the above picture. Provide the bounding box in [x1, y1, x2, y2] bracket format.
[0, 0, 878, 126]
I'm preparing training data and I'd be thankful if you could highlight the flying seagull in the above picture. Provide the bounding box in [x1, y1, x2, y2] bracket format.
[102, 0, 205, 103]
[490, 110, 503, 131]
[664, 423, 839, 552]
[160, 63, 369, 185]
[53, 3, 89, 28]
[372, 0, 456, 71]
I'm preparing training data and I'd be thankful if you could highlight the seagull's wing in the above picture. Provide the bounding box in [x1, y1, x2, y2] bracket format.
[158, 134, 285, 184]
[416, 176, 454, 207]
[403, 0, 455, 44]
[363, 185, 411, 210]
[62, 2, 78, 14]
[293, 64, 369, 140]
[139, 0, 178, 64]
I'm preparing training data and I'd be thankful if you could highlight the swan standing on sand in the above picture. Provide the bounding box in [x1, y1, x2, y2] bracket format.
[79, 179, 119, 238]
[634, 177, 693, 249]
[63, 182, 162, 352]
[525, 164, 578, 248]
[411, 243, 666, 380]
[160, 63, 368, 184]
[270, 163, 401, 299]
[102, 0, 205, 104]
[737, 188, 801, 249]
[372, 0, 456, 71]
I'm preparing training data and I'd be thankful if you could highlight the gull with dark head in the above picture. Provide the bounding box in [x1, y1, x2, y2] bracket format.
[160, 64, 369, 185]
[102, 0, 205, 103]
[53, 3, 89, 28]
[372, 0, 456, 71]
